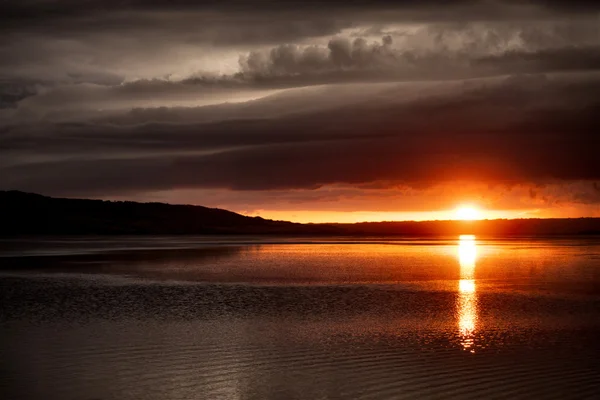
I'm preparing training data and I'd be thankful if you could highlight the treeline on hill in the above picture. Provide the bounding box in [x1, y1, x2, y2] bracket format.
[339, 219, 600, 236]
[0, 191, 335, 235]
[1, 191, 600, 236]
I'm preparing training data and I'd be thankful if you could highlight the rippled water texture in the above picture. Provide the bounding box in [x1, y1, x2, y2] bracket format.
[1, 236, 599, 399]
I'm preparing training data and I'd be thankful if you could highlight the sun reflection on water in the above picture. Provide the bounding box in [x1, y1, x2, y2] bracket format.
[457, 235, 478, 352]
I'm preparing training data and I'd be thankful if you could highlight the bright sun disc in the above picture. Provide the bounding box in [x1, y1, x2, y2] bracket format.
[455, 206, 481, 221]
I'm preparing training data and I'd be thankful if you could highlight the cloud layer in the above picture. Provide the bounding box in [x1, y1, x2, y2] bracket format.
[3, 74, 599, 193]
[1, 1, 599, 216]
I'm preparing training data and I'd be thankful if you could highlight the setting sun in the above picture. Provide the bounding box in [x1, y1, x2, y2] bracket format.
[455, 206, 482, 221]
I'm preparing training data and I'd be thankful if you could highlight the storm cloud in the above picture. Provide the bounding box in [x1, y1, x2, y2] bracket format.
[2, 73, 599, 193]
[1, 0, 599, 216]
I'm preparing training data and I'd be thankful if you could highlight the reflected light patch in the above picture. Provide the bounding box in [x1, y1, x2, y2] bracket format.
[458, 235, 476, 278]
[459, 279, 475, 293]
[458, 296, 476, 333]
[458, 291, 477, 339]
[457, 235, 478, 353]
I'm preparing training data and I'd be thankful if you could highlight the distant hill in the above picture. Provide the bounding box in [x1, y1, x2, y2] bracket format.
[337, 219, 600, 237]
[1, 191, 600, 236]
[0, 191, 334, 235]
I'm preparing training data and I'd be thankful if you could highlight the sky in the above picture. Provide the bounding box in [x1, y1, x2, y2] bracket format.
[1, 0, 599, 222]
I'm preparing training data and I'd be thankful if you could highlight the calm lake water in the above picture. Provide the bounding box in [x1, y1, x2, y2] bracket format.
[1, 236, 599, 400]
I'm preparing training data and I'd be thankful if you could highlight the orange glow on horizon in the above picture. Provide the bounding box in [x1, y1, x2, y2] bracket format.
[243, 208, 525, 223]
[454, 205, 482, 221]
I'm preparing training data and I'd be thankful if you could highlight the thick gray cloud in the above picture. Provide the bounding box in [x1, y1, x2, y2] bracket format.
[0, 80, 40, 109]
[2, 1, 599, 25]
[476, 46, 600, 73]
[2, 73, 599, 196]
[0, 0, 599, 209]
[5, 18, 599, 116]
[238, 27, 600, 79]
[1, 6, 596, 112]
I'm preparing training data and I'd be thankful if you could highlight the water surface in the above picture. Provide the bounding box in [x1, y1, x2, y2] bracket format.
[1, 236, 599, 399]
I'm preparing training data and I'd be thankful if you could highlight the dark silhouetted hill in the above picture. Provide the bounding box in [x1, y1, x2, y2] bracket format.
[336, 219, 600, 237]
[1, 191, 600, 236]
[0, 191, 336, 235]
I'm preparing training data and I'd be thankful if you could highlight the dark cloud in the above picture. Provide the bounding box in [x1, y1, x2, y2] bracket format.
[7, 20, 598, 116]
[2, 1, 599, 22]
[0, 2, 595, 114]
[1, 7, 595, 113]
[476, 46, 600, 73]
[1, 0, 599, 211]
[9, 80, 258, 116]
[0, 80, 40, 109]
[2, 74, 599, 196]
[238, 29, 600, 80]
[239, 36, 398, 76]
[0, 73, 125, 109]
[1, 1, 598, 47]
